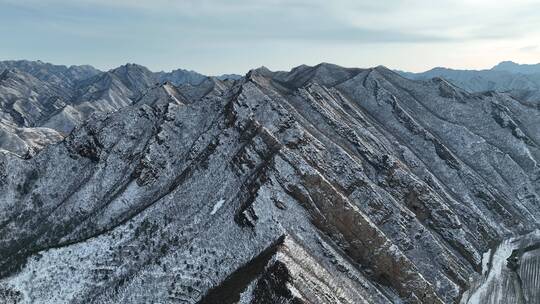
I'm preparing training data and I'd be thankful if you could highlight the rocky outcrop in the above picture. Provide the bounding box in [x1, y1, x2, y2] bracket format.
[0, 63, 538, 303]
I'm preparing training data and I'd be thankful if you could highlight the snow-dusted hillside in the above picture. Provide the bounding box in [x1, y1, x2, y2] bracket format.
[0, 62, 539, 303]
[0, 61, 219, 156]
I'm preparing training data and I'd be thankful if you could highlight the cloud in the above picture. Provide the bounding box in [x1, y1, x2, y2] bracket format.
[3, 0, 539, 44]
[0, 0, 448, 45]
[520, 45, 539, 52]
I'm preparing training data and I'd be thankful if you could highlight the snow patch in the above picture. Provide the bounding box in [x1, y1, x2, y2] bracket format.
[462, 230, 540, 304]
[210, 199, 225, 215]
[481, 248, 491, 276]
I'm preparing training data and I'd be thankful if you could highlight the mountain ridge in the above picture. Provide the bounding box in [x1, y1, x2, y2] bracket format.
[397, 61, 540, 102]
[0, 60, 241, 156]
[492, 60, 540, 74]
[0, 61, 538, 303]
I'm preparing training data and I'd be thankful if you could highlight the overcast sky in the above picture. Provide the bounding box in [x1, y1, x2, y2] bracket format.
[1, 0, 539, 75]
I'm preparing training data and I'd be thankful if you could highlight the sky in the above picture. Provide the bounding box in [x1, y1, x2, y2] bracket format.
[1, 0, 539, 75]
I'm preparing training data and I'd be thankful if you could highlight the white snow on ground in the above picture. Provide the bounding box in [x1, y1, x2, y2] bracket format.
[210, 199, 225, 215]
[462, 230, 540, 304]
[464, 238, 515, 304]
[0, 230, 115, 303]
[481, 249, 491, 276]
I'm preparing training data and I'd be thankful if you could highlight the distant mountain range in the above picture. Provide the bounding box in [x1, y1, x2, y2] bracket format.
[492, 61, 540, 74]
[397, 61, 540, 105]
[1, 59, 539, 158]
[0, 60, 241, 156]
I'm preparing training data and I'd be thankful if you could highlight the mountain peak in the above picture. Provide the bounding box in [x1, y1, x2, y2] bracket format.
[111, 63, 153, 74]
[492, 60, 540, 74]
[269, 63, 363, 88]
[250, 66, 273, 75]
[492, 60, 519, 69]
[245, 66, 274, 81]
[157, 68, 207, 86]
[372, 65, 395, 75]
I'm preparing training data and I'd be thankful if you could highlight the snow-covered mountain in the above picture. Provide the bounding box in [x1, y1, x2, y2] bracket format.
[156, 68, 242, 86]
[0, 60, 101, 92]
[0, 62, 539, 303]
[156, 68, 207, 86]
[0, 61, 223, 156]
[0, 67, 72, 156]
[399, 61, 540, 106]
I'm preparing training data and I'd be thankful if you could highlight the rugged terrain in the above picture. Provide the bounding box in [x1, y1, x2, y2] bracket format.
[0, 61, 539, 303]
[0, 60, 238, 156]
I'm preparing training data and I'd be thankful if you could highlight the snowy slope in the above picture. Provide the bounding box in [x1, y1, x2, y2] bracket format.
[0, 63, 539, 303]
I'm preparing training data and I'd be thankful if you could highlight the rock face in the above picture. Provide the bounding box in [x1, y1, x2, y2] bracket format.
[0, 62, 539, 304]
